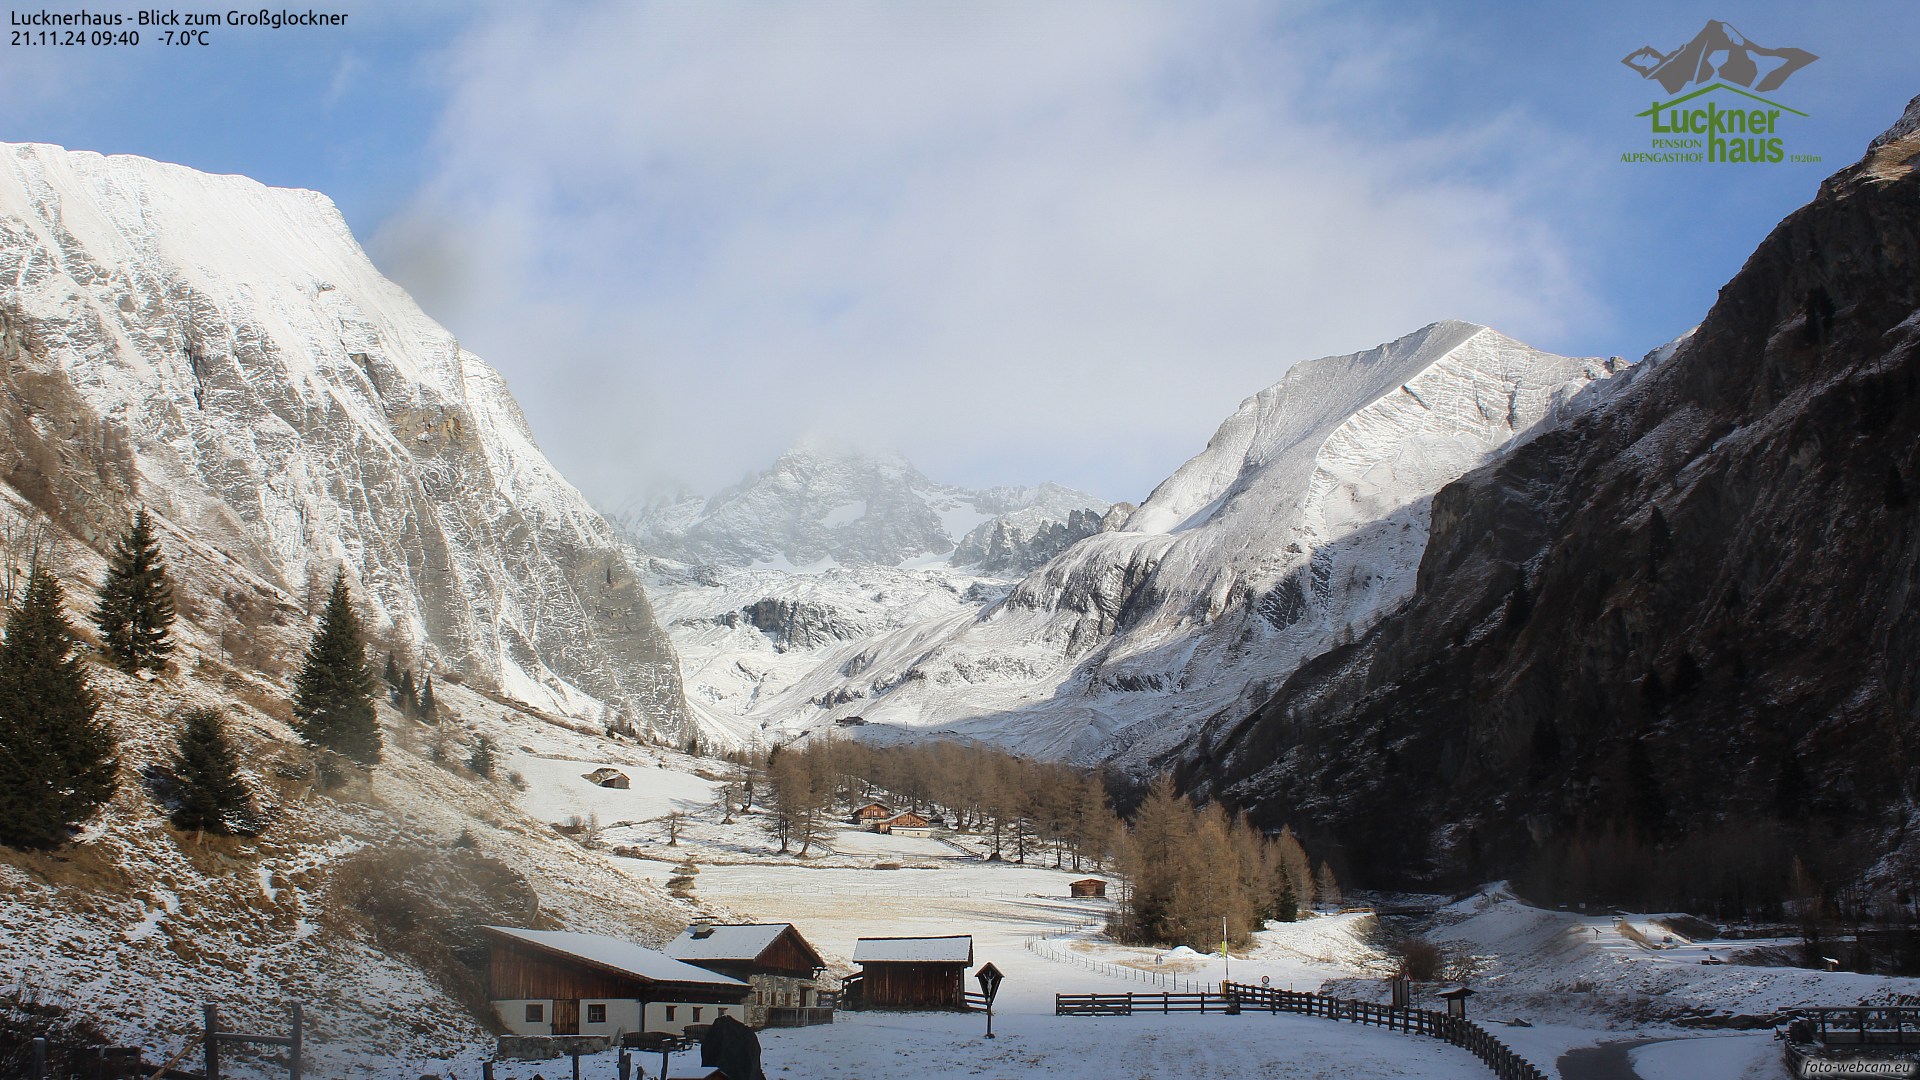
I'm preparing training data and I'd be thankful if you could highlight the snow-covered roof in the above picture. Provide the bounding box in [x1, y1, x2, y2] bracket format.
[483, 927, 746, 987]
[853, 935, 973, 964]
[665, 923, 805, 963]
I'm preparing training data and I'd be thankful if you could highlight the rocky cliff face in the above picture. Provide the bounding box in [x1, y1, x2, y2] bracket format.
[1184, 96, 1920, 900]
[0, 143, 685, 729]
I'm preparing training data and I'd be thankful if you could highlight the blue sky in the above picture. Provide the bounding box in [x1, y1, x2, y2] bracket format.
[3, 1, 1915, 506]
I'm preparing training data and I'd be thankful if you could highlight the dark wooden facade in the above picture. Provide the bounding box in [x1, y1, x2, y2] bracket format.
[1069, 878, 1107, 898]
[484, 931, 747, 1034]
[857, 961, 968, 1010]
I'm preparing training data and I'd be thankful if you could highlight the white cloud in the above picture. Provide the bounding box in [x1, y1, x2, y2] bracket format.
[373, 0, 1594, 506]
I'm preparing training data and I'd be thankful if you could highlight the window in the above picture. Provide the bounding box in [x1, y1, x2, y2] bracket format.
[586, 1004, 606, 1025]
[525, 1003, 544, 1024]
[692, 1008, 703, 1022]
[664, 1006, 677, 1022]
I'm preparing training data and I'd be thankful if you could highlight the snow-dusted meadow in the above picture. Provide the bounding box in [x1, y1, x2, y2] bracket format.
[470, 752, 1899, 1079]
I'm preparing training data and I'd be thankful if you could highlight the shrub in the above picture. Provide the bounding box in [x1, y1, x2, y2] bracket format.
[327, 845, 539, 1025]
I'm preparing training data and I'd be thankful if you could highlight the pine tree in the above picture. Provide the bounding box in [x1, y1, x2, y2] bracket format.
[0, 566, 118, 849]
[93, 509, 176, 675]
[167, 707, 254, 834]
[292, 572, 380, 765]
[468, 734, 496, 778]
[382, 652, 400, 688]
[417, 674, 436, 721]
[394, 668, 417, 715]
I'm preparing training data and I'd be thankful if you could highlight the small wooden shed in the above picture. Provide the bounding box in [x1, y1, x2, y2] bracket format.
[851, 936, 973, 1010]
[850, 802, 895, 825]
[1069, 878, 1107, 898]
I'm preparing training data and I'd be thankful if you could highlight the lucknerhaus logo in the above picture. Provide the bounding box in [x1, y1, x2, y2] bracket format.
[1619, 20, 1821, 165]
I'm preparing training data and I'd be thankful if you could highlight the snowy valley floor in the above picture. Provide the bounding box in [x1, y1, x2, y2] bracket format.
[227, 731, 1912, 1080]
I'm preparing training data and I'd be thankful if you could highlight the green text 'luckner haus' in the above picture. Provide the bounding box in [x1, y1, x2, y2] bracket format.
[1638, 94, 1791, 163]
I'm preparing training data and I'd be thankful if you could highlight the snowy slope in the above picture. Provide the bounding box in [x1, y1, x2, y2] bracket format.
[0, 142, 684, 728]
[734, 323, 1623, 761]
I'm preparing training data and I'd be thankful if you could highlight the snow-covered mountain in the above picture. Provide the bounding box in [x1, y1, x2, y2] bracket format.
[679, 322, 1623, 761]
[624, 439, 1111, 571]
[0, 142, 685, 729]
[623, 442, 1111, 746]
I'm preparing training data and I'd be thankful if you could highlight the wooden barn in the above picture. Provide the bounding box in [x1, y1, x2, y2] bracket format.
[873, 811, 933, 837]
[850, 936, 973, 1010]
[850, 802, 895, 826]
[664, 921, 832, 1028]
[1069, 878, 1107, 898]
[482, 926, 750, 1039]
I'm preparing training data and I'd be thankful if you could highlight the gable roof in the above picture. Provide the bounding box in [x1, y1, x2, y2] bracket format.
[853, 935, 973, 964]
[664, 923, 825, 968]
[482, 926, 747, 988]
[883, 811, 931, 827]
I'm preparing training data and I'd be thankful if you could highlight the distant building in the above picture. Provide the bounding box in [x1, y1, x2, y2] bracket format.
[583, 767, 631, 789]
[482, 926, 750, 1039]
[850, 802, 895, 825]
[874, 811, 933, 837]
[850, 936, 973, 1010]
[1069, 878, 1107, 898]
[665, 921, 833, 1028]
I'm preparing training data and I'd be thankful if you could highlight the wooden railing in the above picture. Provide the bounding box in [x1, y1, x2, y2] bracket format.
[1055, 983, 1549, 1080]
[1055, 991, 1235, 1015]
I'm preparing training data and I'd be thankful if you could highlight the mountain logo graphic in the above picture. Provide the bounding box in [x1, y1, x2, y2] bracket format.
[1621, 19, 1817, 95]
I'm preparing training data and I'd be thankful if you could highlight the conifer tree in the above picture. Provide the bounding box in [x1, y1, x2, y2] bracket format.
[167, 707, 254, 833]
[418, 674, 436, 720]
[93, 509, 176, 675]
[0, 566, 118, 849]
[394, 668, 417, 715]
[292, 572, 380, 765]
[467, 734, 496, 778]
[382, 651, 400, 688]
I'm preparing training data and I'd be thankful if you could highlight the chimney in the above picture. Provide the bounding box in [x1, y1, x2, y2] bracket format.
[690, 918, 714, 939]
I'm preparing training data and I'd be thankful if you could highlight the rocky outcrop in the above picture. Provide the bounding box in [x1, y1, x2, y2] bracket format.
[1183, 95, 1920, 900]
[951, 506, 1106, 575]
[0, 143, 685, 729]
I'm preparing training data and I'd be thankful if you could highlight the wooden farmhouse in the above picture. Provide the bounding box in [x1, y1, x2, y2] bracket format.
[664, 921, 832, 1028]
[873, 811, 933, 837]
[850, 936, 973, 1010]
[1069, 878, 1107, 898]
[482, 926, 750, 1039]
[849, 802, 894, 826]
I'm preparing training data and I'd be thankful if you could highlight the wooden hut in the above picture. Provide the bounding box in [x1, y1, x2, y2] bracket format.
[482, 926, 750, 1039]
[850, 802, 895, 826]
[850, 936, 973, 1010]
[1069, 878, 1107, 898]
[665, 922, 832, 1028]
[874, 811, 933, 837]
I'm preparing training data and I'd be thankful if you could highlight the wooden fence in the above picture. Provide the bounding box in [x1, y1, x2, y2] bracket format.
[1055, 983, 1549, 1080]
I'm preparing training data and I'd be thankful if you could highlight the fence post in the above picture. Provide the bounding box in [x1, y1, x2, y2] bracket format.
[29, 1037, 46, 1080]
[483, 1060, 495, 1080]
[204, 1005, 221, 1080]
[289, 1003, 303, 1080]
